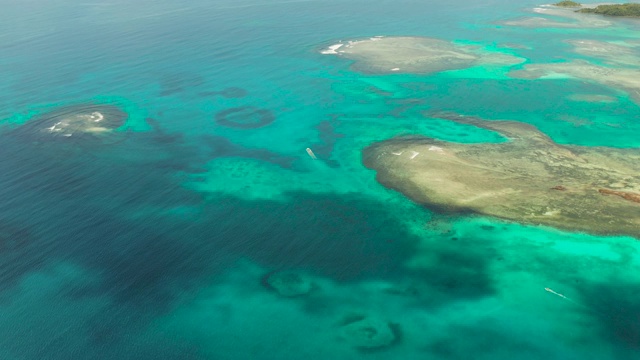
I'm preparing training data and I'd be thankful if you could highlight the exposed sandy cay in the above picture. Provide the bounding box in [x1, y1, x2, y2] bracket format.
[363, 112, 640, 238]
[321, 36, 524, 74]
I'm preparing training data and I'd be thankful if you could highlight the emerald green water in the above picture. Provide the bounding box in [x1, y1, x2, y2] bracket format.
[0, 0, 639, 359]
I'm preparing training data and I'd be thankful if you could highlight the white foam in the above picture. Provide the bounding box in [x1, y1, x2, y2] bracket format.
[321, 43, 344, 54]
[91, 112, 104, 122]
[390, 68, 400, 71]
[409, 151, 419, 160]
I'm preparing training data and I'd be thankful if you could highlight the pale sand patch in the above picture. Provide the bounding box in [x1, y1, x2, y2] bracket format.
[320, 36, 524, 74]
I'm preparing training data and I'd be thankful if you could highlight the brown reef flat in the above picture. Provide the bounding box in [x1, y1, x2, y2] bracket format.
[363, 112, 640, 238]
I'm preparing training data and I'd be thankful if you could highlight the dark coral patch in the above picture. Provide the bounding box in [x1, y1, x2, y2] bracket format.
[308, 119, 344, 167]
[215, 106, 275, 129]
[261, 270, 314, 297]
[203, 135, 297, 169]
[218, 87, 247, 98]
[200, 87, 248, 99]
[579, 282, 640, 349]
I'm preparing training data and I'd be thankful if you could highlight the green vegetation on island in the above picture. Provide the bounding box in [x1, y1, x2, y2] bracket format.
[578, 3, 640, 17]
[554, 1, 581, 7]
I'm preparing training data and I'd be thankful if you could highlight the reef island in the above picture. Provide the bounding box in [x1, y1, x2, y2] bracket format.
[550, 2, 640, 18]
[363, 113, 640, 238]
[578, 3, 640, 17]
[553, 1, 640, 17]
[554, 1, 581, 7]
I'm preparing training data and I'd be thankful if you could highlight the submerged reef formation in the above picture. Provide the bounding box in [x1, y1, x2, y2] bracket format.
[509, 60, 640, 104]
[566, 39, 640, 67]
[215, 106, 275, 129]
[567, 94, 617, 103]
[200, 87, 248, 98]
[320, 36, 524, 74]
[263, 271, 314, 297]
[14, 104, 127, 141]
[578, 3, 640, 17]
[363, 112, 640, 238]
[339, 316, 397, 349]
[509, 39, 640, 103]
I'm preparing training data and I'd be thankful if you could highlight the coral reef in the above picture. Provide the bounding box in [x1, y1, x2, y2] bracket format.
[14, 104, 127, 141]
[321, 36, 523, 74]
[215, 106, 275, 129]
[566, 39, 640, 67]
[363, 112, 640, 238]
[263, 271, 314, 297]
[339, 316, 396, 349]
[509, 60, 640, 105]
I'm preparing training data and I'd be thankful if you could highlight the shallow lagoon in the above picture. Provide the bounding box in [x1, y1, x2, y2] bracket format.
[1, 0, 639, 359]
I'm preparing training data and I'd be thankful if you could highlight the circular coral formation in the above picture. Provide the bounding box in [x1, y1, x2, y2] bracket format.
[264, 271, 313, 297]
[215, 106, 275, 129]
[17, 104, 128, 141]
[340, 316, 396, 349]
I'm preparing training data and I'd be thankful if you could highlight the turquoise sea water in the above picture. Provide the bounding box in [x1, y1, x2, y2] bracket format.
[1, 0, 640, 359]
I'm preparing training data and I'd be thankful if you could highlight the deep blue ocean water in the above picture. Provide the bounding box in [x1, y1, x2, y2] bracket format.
[1, 0, 640, 359]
